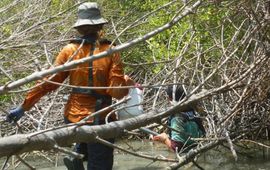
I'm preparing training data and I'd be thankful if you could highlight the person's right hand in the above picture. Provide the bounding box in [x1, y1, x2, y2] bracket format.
[124, 75, 135, 86]
[152, 133, 169, 143]
[6, 106, 25, 123]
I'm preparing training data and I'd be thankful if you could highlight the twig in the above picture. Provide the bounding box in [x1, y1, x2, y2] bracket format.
[225, 130, 238, 161]
[192, 160, 204, 170]
[240, 139, 270, 149]
[1, 156, 10, 170]
[168, 140, 224, 170]
[53, 144, 84, 159]
[15, 155, 36, 170]
[95, 136, 178, 163]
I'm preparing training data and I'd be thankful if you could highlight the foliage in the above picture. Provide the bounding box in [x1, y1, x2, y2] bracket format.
[0, 1, 270, 169]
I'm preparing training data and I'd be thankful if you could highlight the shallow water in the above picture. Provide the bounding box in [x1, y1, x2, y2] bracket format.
[3, 139, 270, 170]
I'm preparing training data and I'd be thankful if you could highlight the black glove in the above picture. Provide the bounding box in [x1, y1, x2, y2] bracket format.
[6, 106, 25, 123]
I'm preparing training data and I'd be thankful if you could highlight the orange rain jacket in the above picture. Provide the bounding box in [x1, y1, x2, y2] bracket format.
[22, 40, 129, 123]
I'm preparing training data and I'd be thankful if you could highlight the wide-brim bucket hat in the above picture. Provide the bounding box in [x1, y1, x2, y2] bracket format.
[73, 2, 108, 28]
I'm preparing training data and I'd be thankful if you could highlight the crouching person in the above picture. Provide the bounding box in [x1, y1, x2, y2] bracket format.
[152, 85, 205, 152]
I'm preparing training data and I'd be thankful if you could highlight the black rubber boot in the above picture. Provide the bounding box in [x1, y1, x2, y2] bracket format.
[63, 156, 85, 170]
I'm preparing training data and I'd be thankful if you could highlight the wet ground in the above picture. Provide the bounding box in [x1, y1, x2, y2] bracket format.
[2, 139, 270, 170]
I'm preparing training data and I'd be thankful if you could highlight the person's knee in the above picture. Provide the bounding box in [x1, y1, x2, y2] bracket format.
[63, 156, 85, 170]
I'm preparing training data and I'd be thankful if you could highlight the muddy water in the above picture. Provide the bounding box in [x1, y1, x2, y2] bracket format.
[4, 139, 270, 170]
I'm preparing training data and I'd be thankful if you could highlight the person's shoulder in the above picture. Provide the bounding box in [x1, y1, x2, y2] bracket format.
[65, 43, 78, 49]
[65, 42, 77, 48]
[99, 39, 117, 46]
[59, 43, 78, 54]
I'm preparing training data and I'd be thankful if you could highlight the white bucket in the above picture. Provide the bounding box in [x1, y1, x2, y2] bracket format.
[117, 88, 144, 120]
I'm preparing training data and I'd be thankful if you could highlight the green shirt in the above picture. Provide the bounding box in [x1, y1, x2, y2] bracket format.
[170, 111, 203, 146]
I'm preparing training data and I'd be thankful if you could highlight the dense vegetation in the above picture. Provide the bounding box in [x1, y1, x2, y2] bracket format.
[0, 0, 270, 169]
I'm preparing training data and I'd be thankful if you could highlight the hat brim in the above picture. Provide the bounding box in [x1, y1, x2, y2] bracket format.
[73, 18, 108, 28]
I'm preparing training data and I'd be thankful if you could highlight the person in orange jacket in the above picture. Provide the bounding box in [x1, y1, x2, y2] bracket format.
[6, 2, 134, 170]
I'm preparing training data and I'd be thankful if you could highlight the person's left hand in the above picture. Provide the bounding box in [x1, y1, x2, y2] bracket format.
[134, 83, 143, 90]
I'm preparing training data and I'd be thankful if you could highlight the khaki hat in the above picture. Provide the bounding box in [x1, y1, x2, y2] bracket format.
[73, 2, 108, 28]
